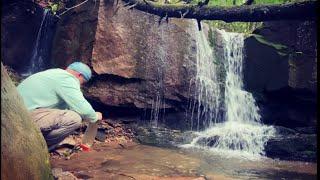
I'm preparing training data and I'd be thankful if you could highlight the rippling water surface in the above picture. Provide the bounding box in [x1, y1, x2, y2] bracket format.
[51, 143, 317, 179]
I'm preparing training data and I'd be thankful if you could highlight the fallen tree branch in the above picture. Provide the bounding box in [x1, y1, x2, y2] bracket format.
[121, 0, 317, 22]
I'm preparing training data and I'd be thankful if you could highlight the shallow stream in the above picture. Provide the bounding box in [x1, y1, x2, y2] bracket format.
[51, 143, 317, 179]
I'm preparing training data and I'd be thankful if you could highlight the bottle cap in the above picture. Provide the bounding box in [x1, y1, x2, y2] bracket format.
[79, 144, 91, 152]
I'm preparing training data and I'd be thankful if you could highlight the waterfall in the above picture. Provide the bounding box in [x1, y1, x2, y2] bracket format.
[22, 8, 56, 76]
[188, 26, 222, 131]
[182, 26, 275, 159]
[150, 25, 167, 127]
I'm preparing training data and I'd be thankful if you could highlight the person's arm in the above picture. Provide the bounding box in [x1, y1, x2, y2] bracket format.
[56, 78, 99, 122]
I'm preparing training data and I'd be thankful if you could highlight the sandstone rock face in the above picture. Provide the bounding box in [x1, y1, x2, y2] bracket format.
[88, 0, 197, 109]
[51, 0, 100, 68]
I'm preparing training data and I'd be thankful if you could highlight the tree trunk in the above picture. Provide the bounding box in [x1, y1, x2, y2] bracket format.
[122, 0, 317, 22]
[1, 63, 53, 180]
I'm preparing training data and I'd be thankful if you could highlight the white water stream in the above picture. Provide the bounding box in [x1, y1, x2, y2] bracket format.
[188, 25, 222, 131]
[183, 26, 275, 160]
[22, 9, 55, 76]
[150, 25, 167, 127]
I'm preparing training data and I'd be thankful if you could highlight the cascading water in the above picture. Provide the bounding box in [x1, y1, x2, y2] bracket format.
[150, 25, 167, 127]
[22, 8, 56, 76]
[188, 24, 222, 131]
[182, 26, 275, 159]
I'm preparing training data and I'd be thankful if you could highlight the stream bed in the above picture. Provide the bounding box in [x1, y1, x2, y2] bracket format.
[51, 143, 317, 180]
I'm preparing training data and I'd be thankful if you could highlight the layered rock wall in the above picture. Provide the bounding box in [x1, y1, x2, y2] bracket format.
[87, 0, 197, 110]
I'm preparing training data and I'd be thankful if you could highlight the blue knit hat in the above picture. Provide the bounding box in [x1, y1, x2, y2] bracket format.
[67, 61, 92, 81]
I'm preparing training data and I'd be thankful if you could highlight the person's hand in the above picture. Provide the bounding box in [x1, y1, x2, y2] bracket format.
[96, 112, 103, 121]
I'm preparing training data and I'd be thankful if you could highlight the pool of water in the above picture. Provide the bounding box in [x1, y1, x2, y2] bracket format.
[51, 143, 317, 179]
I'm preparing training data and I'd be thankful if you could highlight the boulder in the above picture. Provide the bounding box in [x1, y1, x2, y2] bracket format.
[243, 34, 289, 92]
[243, 21, 317, 129]
[1, 63, 53, 180]
[244, 20, 316, 93]
[86, 0, 197, 110]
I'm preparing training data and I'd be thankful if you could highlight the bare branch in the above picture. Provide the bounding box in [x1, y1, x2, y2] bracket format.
[127, 2, 138, 10]
[123, 2, 132, 7]
[182, 9, 189, 18]
[58, 0, 90, 17]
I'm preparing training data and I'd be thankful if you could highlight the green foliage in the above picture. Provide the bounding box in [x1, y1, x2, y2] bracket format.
[207, 21, 263, 34]
[250, 34, 306, 59]
[47, 2, 59, 14]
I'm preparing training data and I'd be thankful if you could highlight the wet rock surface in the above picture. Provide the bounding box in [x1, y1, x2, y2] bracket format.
[258, 87, 317, 128]
[265, 126, 317, 162]
[133, 125, 195, 148]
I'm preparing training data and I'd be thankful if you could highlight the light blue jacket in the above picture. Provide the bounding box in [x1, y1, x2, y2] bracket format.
[17, 68, 97, 122]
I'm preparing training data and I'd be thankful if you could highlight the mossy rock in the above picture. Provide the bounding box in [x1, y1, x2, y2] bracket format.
[1, 63, 53, 180]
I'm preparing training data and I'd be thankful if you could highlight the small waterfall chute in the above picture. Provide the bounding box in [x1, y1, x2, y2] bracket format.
[150, 24, 167, 128]
[22, 8, 56, 76]
[188, 22, 222, 131]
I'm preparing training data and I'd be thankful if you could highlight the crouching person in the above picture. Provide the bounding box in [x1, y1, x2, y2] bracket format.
[17, 61, 103, 151]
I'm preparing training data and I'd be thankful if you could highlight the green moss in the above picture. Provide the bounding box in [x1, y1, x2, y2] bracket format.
[207, 21, 263, 34]
[251, 34, 291, 56]
[252, 34, 287, 50]
[208, 27, 215, 47]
